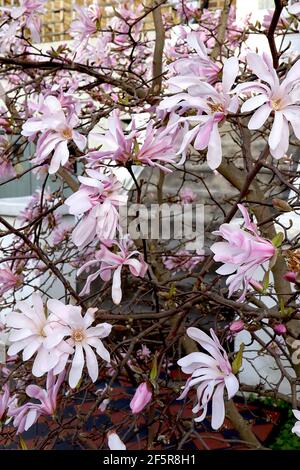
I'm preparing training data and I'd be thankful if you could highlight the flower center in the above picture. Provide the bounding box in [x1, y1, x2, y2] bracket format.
[60, 127, 73, 140]
[72, 329, 85, 342]
[271, 98, 282, 111]
[39, 327, 46, 337]
[207, 101, 224, 113]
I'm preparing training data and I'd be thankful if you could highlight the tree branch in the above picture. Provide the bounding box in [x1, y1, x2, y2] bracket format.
[151, 1, 165, 95]
[267, 0, 284, 68]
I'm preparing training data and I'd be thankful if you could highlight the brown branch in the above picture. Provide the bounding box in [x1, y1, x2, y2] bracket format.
[0, 57, 147, 99]
[57, 167, 80, 193]
[210, 0, 232, 60]
[225, 400, 263, 449]
[267, 0, 284, 68]
[151, 1, 165, 95]
[0, 215, 81, 303]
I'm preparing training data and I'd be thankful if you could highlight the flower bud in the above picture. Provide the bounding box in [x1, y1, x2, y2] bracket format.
[272, 198, 293, 212]
[130, 382, 152, 414]
[274, 323, 287, 335]
[283, 271, 299, 283]
[229, 320, 244, 333]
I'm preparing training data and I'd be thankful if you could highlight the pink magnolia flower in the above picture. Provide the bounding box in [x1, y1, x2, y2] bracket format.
[163, 249, 204, 272]
[177, 327, 239, 430]
[22, 95, 86, 174]
[107, 431, 126, 450]
[236, 52, 300, 159]
[77, 237, 148, 304]
[179, 187, 197, 204]
[160, 56, 239, 169]
[65, 169, 127, 247]
[108, 3, 143, 46]
[262, 9, 289, 30]
[87, 111, 179, 173]
[1, 0, 46, 42]
[52, 223, 72, 246]
[134, 122, 178, 173]
[46, 300, 112, 388]
[86, 110, 137, 165]
[6, 293, 65, 377]
[8, 370, 65, 434]
[69, 4, 101, 42]
[130, 382, 152, 414]
[169, 32, 220, 86]
[288, 1, 300, 15]
[137, 344, 151, 360]
[0, 266, 23, 296]
[0, 384, 11, 421]
[211, 204, 276, 301]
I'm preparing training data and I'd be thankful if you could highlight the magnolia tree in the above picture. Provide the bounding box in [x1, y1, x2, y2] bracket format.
[2, 0, 300, 451]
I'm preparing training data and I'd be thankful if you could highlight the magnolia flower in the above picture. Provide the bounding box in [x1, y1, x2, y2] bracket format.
[163, 250, 204, 272]
[107, 431, 126, 450]
[0, 384, 11, 421]
[0, 0, 46, 43]
[177, 327, 239, 430]
[160, 56, 239, 169]
[69, 4, 101, 42]
[130, 382, 152, 414]
[169, 32, 220, 86]
[0, 266, 23, 296]
[77, 238, 148, 305]
[65, 169, 127, 247]
[236, 52, 300, 159]
[134, 122, 178, 173]
[262, 9, 289, 30]
[22, 95, 86, 174]
[288, 1, 300, 15]
[137, 344, 151, 360]
[179, 187, 197, 204]
[8, 370, 65, 434]
[87, 111, 179, 172]
[46, 300, 112, 388]
[108, 3, 142, 46]
[87, 110, 137, 164]
[211, 204, 276, 301]
[6, 293, 64, 377]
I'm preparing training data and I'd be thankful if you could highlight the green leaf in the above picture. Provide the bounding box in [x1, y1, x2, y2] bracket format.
[263, 270, 270, 292]
[150, 352, 158, 382]
[232, 343, 244, 375]
[272, 232, 284, 248]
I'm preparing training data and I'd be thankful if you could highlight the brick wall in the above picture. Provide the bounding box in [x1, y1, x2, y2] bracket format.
[0, 0, 237, 42]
